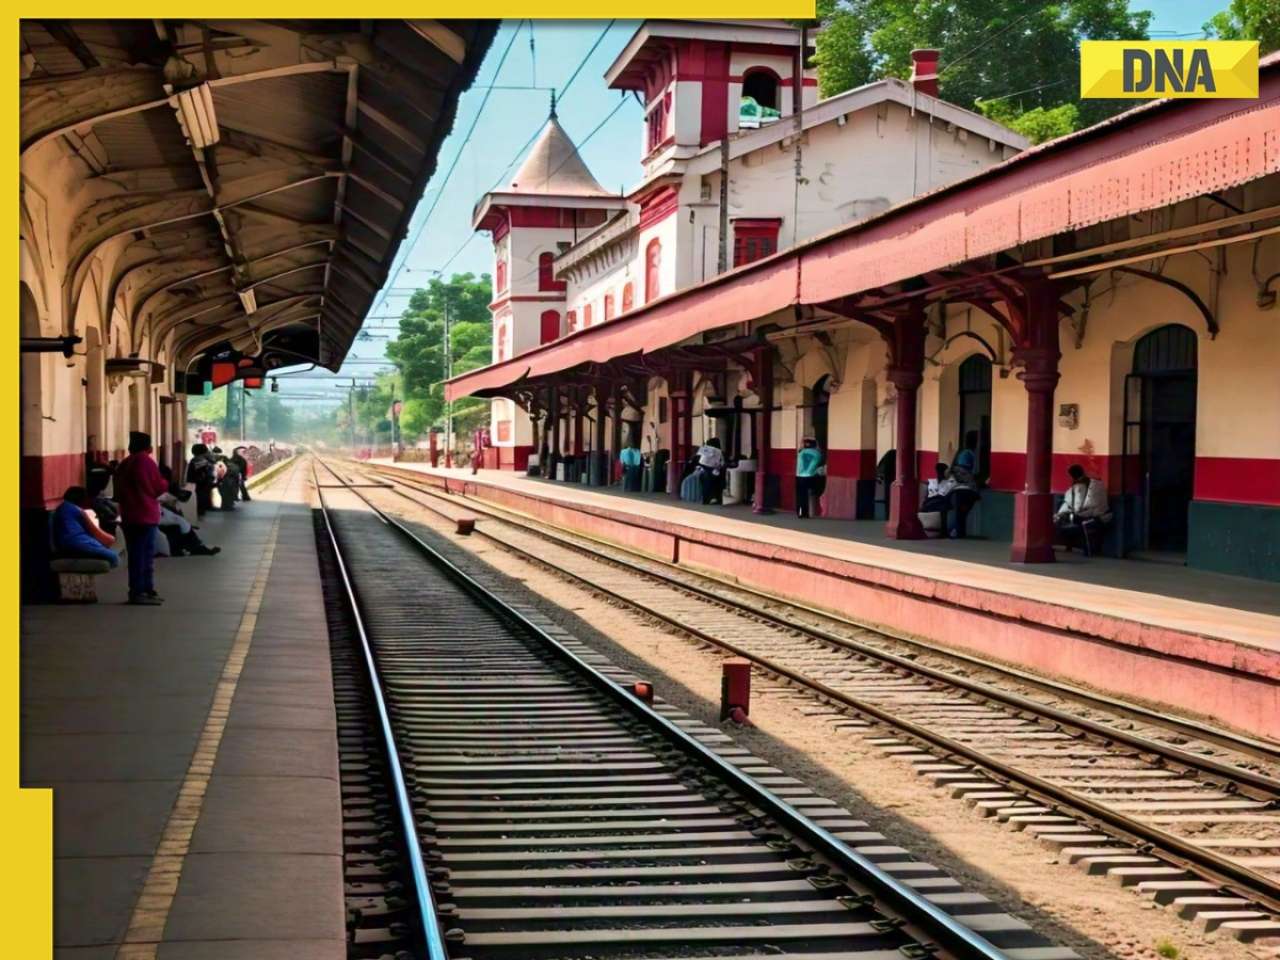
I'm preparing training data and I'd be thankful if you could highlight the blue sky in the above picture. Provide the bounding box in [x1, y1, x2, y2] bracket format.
[316, 3, 1233, 390]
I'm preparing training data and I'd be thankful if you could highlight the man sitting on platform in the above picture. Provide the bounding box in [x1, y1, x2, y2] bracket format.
[1055, 463, 1112, 555]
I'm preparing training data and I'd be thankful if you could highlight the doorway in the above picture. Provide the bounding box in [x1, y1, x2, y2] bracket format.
[957, 354, 992, 483]
[1125, 324, 1197, 555]
[810, 374, 831, 453]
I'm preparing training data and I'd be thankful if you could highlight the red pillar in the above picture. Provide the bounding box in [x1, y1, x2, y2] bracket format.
[1011, 284, 1062, 563]
[752, 348, 774, 514]
[668, 371, 691, 498]
[884, 308, 927, 540]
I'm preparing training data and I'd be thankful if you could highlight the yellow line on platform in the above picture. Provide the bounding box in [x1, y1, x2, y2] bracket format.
[113, 516, 282, 960]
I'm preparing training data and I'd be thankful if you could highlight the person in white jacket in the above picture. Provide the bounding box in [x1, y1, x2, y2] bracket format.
[1055, 464, 1112, 552]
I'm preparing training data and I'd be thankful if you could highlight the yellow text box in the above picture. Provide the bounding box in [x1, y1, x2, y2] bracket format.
[1080, 40, 1259, 99]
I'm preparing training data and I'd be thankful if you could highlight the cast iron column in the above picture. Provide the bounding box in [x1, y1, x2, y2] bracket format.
[885, 307, 927, 539]
[548, 385, 561, 481]
[1011, 283, 1062, 563]
[591, 382, 608, 486]
[752, 348, 774, 514]
[609, 381, 623, 485]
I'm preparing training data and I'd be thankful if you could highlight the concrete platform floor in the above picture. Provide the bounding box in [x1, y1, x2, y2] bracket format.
[21, 460, 344, 959]
[381, 461, 1280, 654]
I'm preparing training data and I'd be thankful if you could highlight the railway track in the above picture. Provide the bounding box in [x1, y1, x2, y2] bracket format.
[344, 459, 1280, 946]
[312, 459, 1076, 960]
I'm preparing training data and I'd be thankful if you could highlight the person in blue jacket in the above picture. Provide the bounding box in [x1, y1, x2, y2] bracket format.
[51, 486, 119, 567]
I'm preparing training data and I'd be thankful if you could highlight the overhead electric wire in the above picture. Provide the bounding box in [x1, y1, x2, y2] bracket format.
[430, 20, 620, 277]
[362, 23, 523, 321]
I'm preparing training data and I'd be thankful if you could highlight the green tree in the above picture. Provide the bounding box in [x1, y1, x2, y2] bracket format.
[813, 0, 1151, 138]
[383, 273, 493, 441]
[1204, 0, 1280, 53]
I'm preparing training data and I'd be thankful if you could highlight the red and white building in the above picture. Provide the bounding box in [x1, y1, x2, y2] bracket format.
[474, 20, 1026, 470]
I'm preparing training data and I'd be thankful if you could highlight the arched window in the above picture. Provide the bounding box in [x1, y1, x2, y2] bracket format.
[742, 67, 781, 111]
[622, 282, 634, 314]
[603, 293, 614, 322]
[566, 309, 577, 332]
[583, 303, 593, 327]
[495, 322, 508, 362]
[495, 256, 507, 294]
[645, 238, 661, 304]
[537, 252, 565, 292]
[539, 309, 560, 345]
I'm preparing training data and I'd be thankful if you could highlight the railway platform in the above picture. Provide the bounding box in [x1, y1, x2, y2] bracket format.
[375, 461, 1280, 740]
[20, 460, 344, 959]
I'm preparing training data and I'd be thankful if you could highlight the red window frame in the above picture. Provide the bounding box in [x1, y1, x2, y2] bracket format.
[645, 238, 661, 304]
[622, 281, 634, 314]
[603, 293, 614, 322]
[539, 309, 560, 345]
[583, 303, 593, 327]
[646, 92, 671, 154]
[495, 253, 507, 293]
[496, 321, 507, 361]
[537, 252, 565, 292]
[732, 219, 781, 267]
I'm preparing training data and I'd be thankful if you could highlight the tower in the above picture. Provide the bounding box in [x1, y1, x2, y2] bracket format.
[472, 103, 626, 469]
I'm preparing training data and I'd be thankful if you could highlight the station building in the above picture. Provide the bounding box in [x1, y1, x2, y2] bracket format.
[453, 25, 1280, 583]
[18, 19, 496, 596]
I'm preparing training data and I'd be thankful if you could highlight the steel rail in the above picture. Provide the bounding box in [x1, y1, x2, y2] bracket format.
[313, 457, 1017, 960]
[347, 460, 1280, 916]
[367, 460, 1280, 767]
[311, 462, 448, 960]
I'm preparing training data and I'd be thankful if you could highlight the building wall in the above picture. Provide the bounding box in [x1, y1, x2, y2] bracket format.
[704, 99, 1013, 261]
[726, 225, 1280, 578]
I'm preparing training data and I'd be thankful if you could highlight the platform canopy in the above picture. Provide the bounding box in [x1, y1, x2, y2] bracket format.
[21, 19, 496, 374]
[447, 51, 1280, 403]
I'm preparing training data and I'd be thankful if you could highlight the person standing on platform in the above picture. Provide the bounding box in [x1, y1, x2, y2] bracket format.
[230, 446, 251, 502]
[795, 437, 824, 519]
[619, 440, 643, 491]
[115, 431, 169, 605]
[186, 444, 217, 515]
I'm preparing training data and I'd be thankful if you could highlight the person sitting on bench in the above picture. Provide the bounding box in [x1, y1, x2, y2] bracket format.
[945, 450, 981, 539]
[51, 486, 119, 568]
[1055, 464, 1112, 554]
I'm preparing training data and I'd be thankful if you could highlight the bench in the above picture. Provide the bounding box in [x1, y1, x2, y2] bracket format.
[49, 557, 113, 603]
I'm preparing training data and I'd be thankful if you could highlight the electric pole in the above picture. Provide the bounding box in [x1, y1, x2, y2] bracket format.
[444, 298, 453, 468]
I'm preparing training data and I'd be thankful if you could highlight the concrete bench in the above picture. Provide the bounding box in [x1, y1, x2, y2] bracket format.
[49, 557, 113, 603]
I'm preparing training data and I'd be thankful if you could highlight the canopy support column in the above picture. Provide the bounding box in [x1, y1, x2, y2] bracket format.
[549, 385, 562, 481]
[591, 382, 609, 486]
[667, 370, 692, 499]
[1011, 283, 1062, 563]
[572, 386, 584, 481]
[752, 347, 773, 515]
[609, 381, 623, 485]
[885, 306, 927, 540]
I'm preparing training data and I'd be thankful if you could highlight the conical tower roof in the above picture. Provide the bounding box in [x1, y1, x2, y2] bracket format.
[507, 114, 613, 198]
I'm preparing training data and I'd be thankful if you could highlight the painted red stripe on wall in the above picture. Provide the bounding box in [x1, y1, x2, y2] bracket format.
[21, 452, 85, 508]
[826, 448, 876, 478]
[1195, 457, 1280, 506]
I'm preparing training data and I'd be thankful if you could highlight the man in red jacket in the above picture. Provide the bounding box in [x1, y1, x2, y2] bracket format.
[115, 431, 170, 605]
